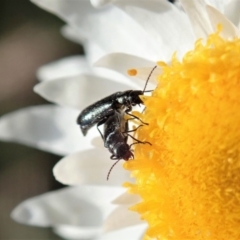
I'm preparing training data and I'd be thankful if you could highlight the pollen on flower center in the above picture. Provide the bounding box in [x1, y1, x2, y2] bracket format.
[124, 31, 240, 240]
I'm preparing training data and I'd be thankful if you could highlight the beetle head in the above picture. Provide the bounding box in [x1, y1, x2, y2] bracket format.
[114, 142, 133, 160]
[129, 90, 143, 106]
[107, 144, 133, 180]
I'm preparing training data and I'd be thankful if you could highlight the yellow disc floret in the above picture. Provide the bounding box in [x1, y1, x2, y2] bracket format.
[124, 31, 240, 239]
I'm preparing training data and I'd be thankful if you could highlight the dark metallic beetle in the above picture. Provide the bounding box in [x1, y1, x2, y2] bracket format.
[77, 66, 156, 179]
[77, 66, 157, 136]
[103, 110, 133, 160]
[102, 110, 149, 180]
[77, 90, 143, 136]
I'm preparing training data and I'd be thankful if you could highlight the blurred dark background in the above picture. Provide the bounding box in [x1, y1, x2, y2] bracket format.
[0, 1, 82, 239]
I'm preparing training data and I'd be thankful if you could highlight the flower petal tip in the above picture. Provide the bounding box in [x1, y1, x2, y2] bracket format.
[11, 205, 32, 225]
[53, 160, 69, 185]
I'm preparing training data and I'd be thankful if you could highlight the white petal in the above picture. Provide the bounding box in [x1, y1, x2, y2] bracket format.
[11, 186, 124, 227]
[94, 53, 155, 79]
[98, 224, 147, 240]
[126, 66, 161, 87]
[90, 0, 112, 8]
[112, 192, 141, 205]
[91, 136, 105, 148]
[30, 0, 61, 15]
[31, 0, 95, 24]
[206, 0, 225, 13]
[83, 40, 107, 65]
[61, 25, 107, 64]
[53, 225, 102, 240]
[62, 2, 164, 61]
[61, 24, 108, 67]
[53, 149, 133, 186]
[104, 205, 145, 232]
[61, 25, 86, 45]
[39, 29, 131, 85]
[180, 0, 213, 38]
[32, 0, 155, 59]
[224, 0, 240, 27]
[206, 5, 240, 38]
[54, 225, 146, 240]
[34, 0, 137, 62]
[114, 0, 195, 60]
[79, 6, 160, 61]
[32, 0, 187, 61]
[37, 56, 90, 81]
[34, 75, 136, 110]
[0, 105, 90, 155]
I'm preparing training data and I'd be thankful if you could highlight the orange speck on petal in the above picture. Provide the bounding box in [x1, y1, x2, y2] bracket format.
[128, 68, 137, 76]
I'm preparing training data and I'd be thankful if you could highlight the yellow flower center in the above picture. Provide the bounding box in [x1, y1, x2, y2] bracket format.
[124, 31, 240, 239]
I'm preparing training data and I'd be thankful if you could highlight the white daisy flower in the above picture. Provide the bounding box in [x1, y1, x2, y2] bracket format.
[1, 0, 240, 239]
[11, 186, 146, 240]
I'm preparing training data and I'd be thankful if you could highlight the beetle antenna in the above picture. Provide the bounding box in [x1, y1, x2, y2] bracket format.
[107, 159, 121, 181]
[143, 65, 157, 93]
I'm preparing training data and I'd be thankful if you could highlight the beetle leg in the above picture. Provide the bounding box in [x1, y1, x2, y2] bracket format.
[97, 118, 107, 139]
[127, 134, 152, 146]
[123, 120, 129, 142]
[123, 124, 143, 134]
[125, 107, 148, 125]
[122, 124, 143, 142]
[130, 141, 152, 148]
